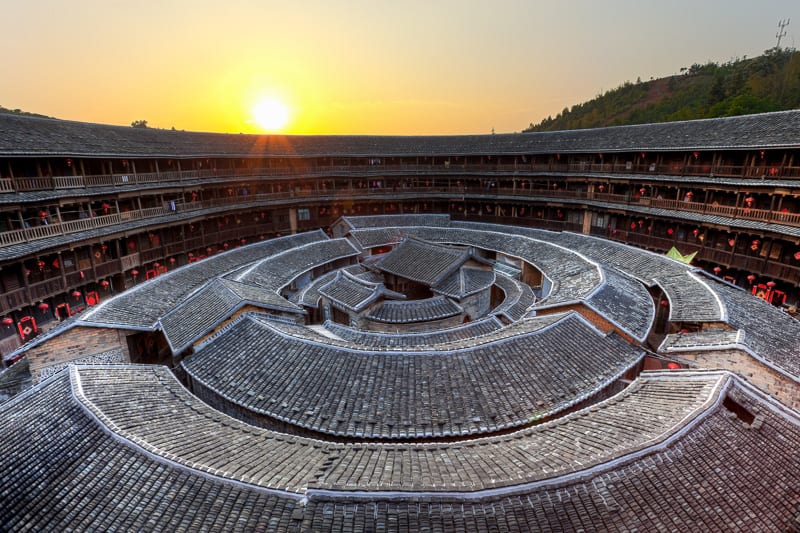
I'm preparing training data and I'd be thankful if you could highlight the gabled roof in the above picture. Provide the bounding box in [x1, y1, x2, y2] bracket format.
[432, 267, 496, 299]
[159, 278, 303, 354]
[375, 237, 470, 286]
[318, 270, 404, 313]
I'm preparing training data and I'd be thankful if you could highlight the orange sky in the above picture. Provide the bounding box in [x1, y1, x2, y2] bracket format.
[3, 0, 797, 135]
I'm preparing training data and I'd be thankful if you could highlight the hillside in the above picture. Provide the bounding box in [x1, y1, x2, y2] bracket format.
[525, 47, 800, 132]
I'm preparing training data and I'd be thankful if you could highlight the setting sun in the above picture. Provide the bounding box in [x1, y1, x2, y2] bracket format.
[252, 97, 291, 132]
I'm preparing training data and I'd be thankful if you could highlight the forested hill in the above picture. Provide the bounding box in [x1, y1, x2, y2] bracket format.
[525, 48, 800, 132]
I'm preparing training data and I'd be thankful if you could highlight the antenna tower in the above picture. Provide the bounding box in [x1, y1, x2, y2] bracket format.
[776, 19, 790, 49]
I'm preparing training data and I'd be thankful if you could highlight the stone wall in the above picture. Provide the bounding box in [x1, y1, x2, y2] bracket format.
[26, 326, 132, 383]
[675, 348, 800, 411]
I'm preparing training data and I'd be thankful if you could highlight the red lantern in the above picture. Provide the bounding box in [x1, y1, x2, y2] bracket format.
[131, 269, 139, 277]
[751, 240, 760, 251]
[747, 274, 756, 284]
[206, 247, 212, 254]
[630, 222, 637, 230]
[169, 257, 176, 264]
[666, 362, 681, 370]
[38, 302, 49, 311]
[260, 235, 265, 241]
[728, 239, 736, 247]
[188, 252, 194, 258]
[2, 317, 14, 326]
[37, 260, 45, 271]
[692, 228, 700, 237]
[639, 188, 646, 196]
[667, 228, 674, 236]
[598, 185, 605, 192]
[767, 281, 776, 289]
[71, 290, 81, 298]
[660, 299, 669, 307]
[153, 263, 160, 268]
[794, 251, 800, 261]
[128, 241, 136, 250]
[223, 243, 229, 249]
[240, 239, 246, 245]
[713, 267, 721, 275]
[101, 280, 110, 288]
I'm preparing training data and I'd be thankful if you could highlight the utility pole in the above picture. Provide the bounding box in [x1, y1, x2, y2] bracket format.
[776, 19, 790, 49]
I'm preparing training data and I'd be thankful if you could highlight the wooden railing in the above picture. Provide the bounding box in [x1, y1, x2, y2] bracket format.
[4, 182, 800, 250]
[3, 159, 800, 196]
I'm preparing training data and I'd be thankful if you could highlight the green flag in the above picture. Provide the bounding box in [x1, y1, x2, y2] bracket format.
[666, 246, 697, 264]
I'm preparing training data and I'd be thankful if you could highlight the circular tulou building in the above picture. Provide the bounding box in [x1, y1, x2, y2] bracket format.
[0, 112, 799, 531]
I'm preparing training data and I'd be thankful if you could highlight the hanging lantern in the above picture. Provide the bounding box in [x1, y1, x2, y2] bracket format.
[713, 267, 722, 275]
[639, 188, 646, 196]
[598, 184, 605, 192]
[260, 235, 265, 241]
[667, 228, 674, 236]
[2, 317, 14, 326]
[240, 239, 246, 245]
[728, 239, 736, 247]
[751, 239, 760, 251]
[223, 242, 229, 249]
[37, 260, 46, 271]
[188, 252, 194, 258]
[101, 280, 110, 288]
[630, 222, 637, 230]
[153, 263, 160, 269]
[131, 269, 139, 277]
[666, 362, 681, 370]
[38, 302, 49, 311]
[169, 257, 176, 264]
[660, 299, 669, 307]
[767, 281, 776, 289]
[128, 241, 136, 250]
[71, 290, 81, 298]
[692, 228, 700, 237]
[747, 274, 756, 284]
[206, 247, 212, 254]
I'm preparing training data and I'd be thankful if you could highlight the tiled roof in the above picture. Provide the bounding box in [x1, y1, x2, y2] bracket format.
[321, 316, 504, 350]
[318, 270, 403, 313]
[375, 237, 470, 286]
[660, 328, 744, 352]
[0, 369, 301, 531]
[9, 365, 797, 529]
[78, 230, 328, 329]
[181, 312, 643, 439]
[458, 221, 725, 322]
[351, 225, 603, 306]
[232, 238, 361, 290]
[585, 266, 655, 341]
[365, 295, 462, 323]
[3, 111, 800, 158]
[491, 272, 536, 321]
[432, 267, 496, 299]
[159, 278, 302, 354]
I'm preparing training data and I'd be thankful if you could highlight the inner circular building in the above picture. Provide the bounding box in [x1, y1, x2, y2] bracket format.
[1, 112, 799, 531]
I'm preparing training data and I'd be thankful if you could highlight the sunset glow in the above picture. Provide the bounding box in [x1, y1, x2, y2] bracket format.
[1, 1, 797, 134]
[252, 98, 291, 132]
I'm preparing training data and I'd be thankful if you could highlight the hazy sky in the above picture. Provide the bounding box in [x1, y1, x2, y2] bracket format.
[3, 0, 797, 134]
